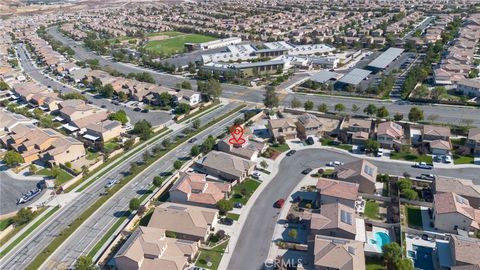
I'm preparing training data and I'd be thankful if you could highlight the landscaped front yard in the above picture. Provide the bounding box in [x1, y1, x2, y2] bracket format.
[366, 257, 387, 270]
[37, 168, 74, 186]
[453, 154, 475, 164]
[364, 200, 380, 220]
[229, 179, 261, 205]
[269, 143, 290, 153]
[195, 241, 229, 270]
[390, 151, 432, 163]
[320, 138, 353, 152]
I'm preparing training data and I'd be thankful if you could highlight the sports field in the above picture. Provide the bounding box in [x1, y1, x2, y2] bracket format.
[143, 32, 217, 56]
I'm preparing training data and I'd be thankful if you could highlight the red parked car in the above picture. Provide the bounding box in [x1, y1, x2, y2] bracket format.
[274, 199, 285, 208]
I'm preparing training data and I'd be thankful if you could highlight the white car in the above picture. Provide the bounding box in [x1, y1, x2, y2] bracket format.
[251, 171, 261, 179]
[443, 155, 452, 163]
[376, 148, 384, 157]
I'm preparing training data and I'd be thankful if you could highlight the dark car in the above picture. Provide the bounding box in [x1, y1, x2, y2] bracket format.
[133, 107, 141, 112]
[101, 105, 107, 108]
[219, 218, 234, 226]
[141, 109, 149, 113]
[234, 202, 243, 208]
[421, 234, 429, 240]
[306, 137, 315, 145]
[274, 199, 285, 208]
[302, 168, 313, 175]
[286, 150, 296, 156]
[189, 138, 198, 143]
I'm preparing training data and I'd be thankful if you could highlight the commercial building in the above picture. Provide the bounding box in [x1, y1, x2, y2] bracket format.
[184, 37, 242, 51]
[335, 68, 371, 90]
[367, 47, 404, 73]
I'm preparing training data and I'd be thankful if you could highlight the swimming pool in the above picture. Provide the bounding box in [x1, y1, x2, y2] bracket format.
[368, 232, 391, 252]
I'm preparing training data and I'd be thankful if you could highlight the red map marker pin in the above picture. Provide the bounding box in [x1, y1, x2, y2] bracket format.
[229, 125, 246, 145]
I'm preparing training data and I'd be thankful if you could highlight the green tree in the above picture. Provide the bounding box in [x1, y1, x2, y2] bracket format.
[29, 164, 37, 175]
[382, 242, 402, 269]
[401, 188, 418, 200]
[408, 107, 424, 122]
[216, 199, 233, 214]
[396, 258, 414, 270]
[173, 160, 183, 170]
[397, 178, 412, 191]
[74, 256, 96, 270]
[318, 103, 328, 113]
[351, 104, 360, 113]
[263, 87, 279, 109]
[175, 103, 191, 115]
[162, 138, 171, 148]
[190, 145, 201, 156]
[123, 139, 134, 150]
[431, 86, 447, 101]
[129, 198, 141, 212]
[153, 176, 163, 187]
[118, 91, 128, 102]
[192, 119, 201, 129]
[394, 113, 404, 121]
[260, 160, 268, 169]
[109, 110, 128, 125]
[99, 84, 114, 98]
[4, 151, 24, 167]
[365, 139, 380, 153]
[376, 106, 389, 118]
[0, 80, 10, 90]
[363, 104, 377, 116]
[13, 208, 34, 226]
[304, 100, 314, 111]
[132, 120, 152, 140]
[180, 81, 192, 89]
[291, 97, 301, 108]
[334, 103, 345, 112]
[201, 135, 216, 154]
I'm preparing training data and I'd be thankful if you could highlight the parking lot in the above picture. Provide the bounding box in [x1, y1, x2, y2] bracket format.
[0, 168, 43, 215]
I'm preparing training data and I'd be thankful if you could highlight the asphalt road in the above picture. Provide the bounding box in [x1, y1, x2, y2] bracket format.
[0, 102, 244, 269]
[46, 27, 480, 127]
[228, 148, 479, 270]
[0, 165, 43, 215]
[41, 102, 246, 269]
[16, 44, 172, 126]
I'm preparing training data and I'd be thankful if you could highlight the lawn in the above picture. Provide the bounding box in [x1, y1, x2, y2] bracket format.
[37, 168, 74, 186]
[406, 206, 423, 228]
[364, 200, 380, 220]
[269, 143, 290, 153]
[104, 141, 120, 152]
[86, 149, 100, 161]
[195, 241, 229, 270]
[229, 179, 261, 205]
[146, 31, 184, 38]
[0, 218, 12, 231]
[226, 213, 240, 221]
[390, 151, 432, 163]
[453, 154, 475, 164]
[144, 33, 217, 56]
[320, 138, 352, 152]
[366, 257, 386, 270]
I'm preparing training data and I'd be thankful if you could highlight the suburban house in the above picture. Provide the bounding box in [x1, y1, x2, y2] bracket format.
[0, 110, 35, 137]
[313, 234, 365, 270]
[43, 136, 86, 166]
[434, 177, 480, 209]
[446, 235, 480, 268]
[308, 203, 358, 240]
[169, 172, 231, 208]
[268, 118, 298, 141]
[177, 89, 201, 107]
[114, 226, 199, 270]
[295, 113, 323, 139]
[333, 159, 377, 194]
[457, 78, 480, 97]
[466, 128, 480, 154]
[58, 99, 109, 133]
[217, 136, 267, 161]
[148, 202, 218, 243]
[433, 192, 480, 234]
[422, 125, 452, 155]
[376, 121, 404, 149]
[195, 151, 256, 182]
[340, 118, 372, 145]
[83, 120, 124, 143]
[316, 178, 359, 209]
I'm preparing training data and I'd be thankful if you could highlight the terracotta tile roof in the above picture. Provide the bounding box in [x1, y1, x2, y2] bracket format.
[314, 235, 365, 270]
[450, 235, 480, 266]
[316, 178, 359, 201]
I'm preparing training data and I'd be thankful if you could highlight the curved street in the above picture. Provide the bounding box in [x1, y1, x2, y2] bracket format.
[227, 148, 478, 270]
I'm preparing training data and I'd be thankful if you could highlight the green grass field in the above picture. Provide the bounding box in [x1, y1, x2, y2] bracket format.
[390, 151, 433, 163]
[406, 206, 423, 228]
[144, 32, 217, 56]
[364, 200, 380, 220]
[195, 241, 229, 270]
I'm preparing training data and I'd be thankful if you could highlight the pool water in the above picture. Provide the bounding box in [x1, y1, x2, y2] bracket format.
[368, 232, 391, 252]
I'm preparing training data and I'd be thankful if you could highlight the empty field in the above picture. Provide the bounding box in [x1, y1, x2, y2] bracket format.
[143, 32, 216, 56]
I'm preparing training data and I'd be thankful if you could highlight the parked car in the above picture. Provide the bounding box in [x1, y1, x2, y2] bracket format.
[376, 148, 383, 157]
[443, 155, 452, 163]
[234, 202, 243, 208]
[251, 171, 261, 179]
[219, 217, 234, 226]
[188, 138, 198, 143]
[286, 150, 296, 156]
[141, 109, 149, 113]
[418, 174, 435, 180]
[274, 199, 285, 208]
[327, 161, 344, 167]
[421, 234, 429, 241]
[133, 107, 141, 112]
[306, 137, 315, 145]
[302, 168, 313, 175]
[413, 162, 433, 170]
